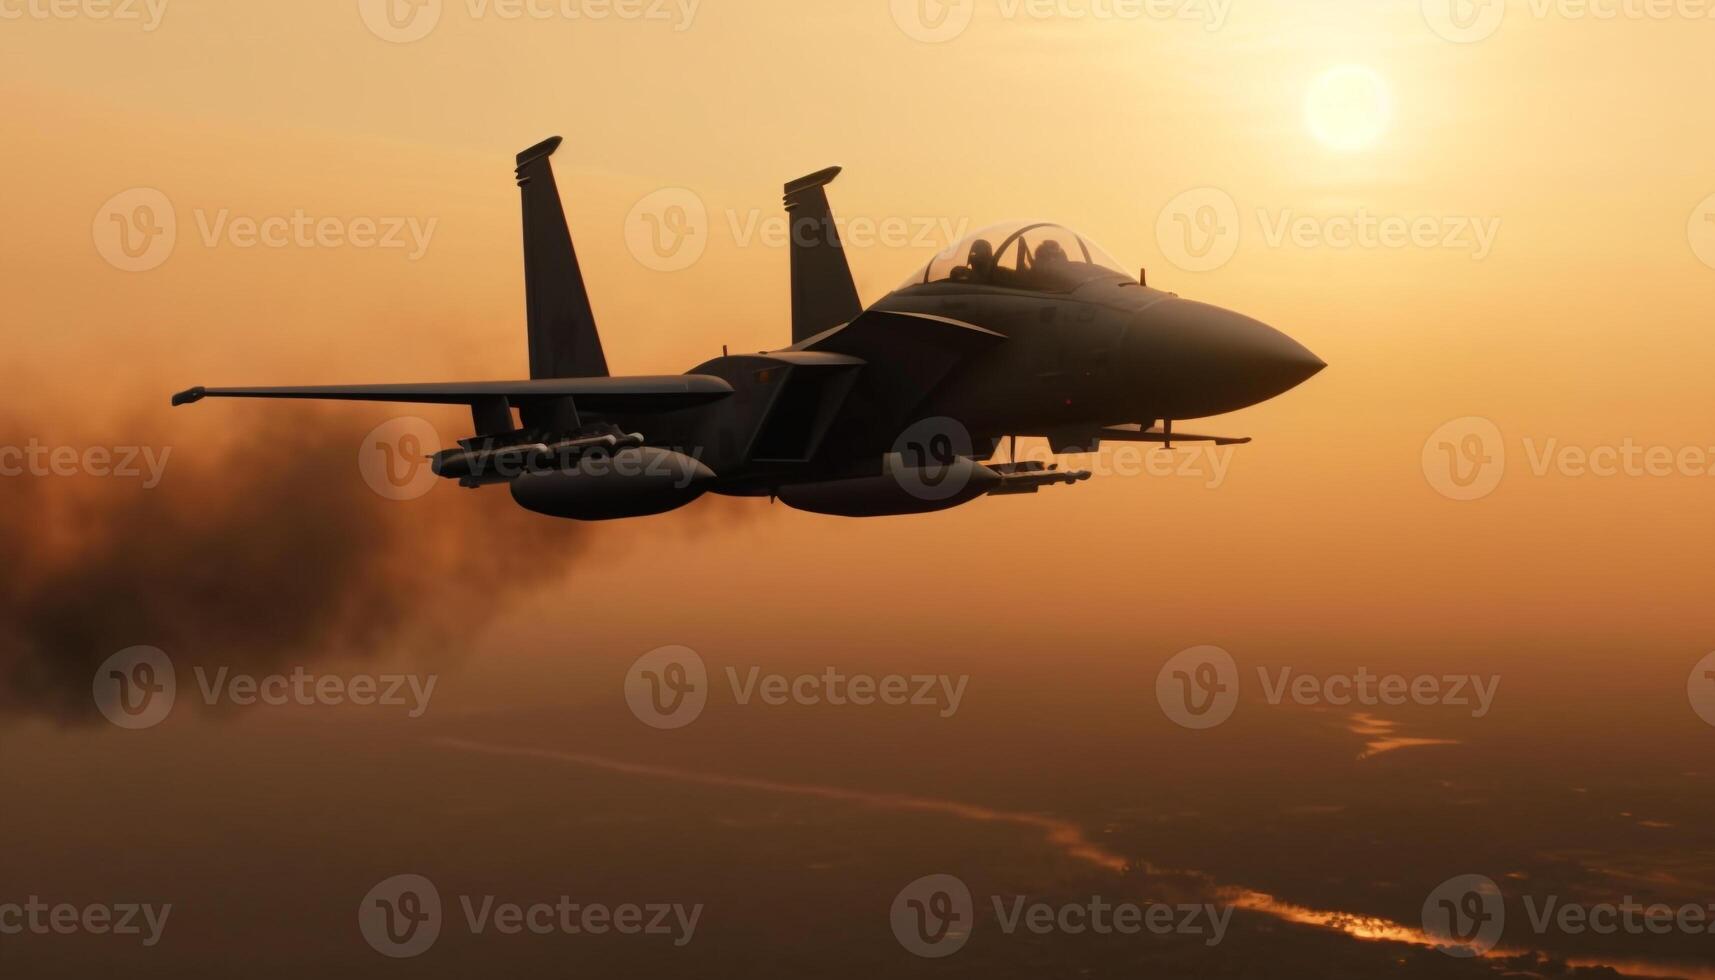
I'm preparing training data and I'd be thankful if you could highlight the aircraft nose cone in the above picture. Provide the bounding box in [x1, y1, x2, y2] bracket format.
[1129, 298, 1325, 418]
[1245, 320, 1326, 392]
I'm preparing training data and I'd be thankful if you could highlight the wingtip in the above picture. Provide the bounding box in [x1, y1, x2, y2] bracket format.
[171, 386, 206, 407]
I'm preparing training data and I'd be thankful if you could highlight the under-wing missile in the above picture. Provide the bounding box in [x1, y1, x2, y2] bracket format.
[431, 432, 647, 483]
[987, 462, 1093, 496]
[432, 442, 554, 482]
[1095, 422, 1251, 448]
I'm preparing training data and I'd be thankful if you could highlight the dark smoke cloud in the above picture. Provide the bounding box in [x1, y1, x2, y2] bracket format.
[0, 406, 740, 724]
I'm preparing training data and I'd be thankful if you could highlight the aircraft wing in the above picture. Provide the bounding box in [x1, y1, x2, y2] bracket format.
[171, 375, 733, 413]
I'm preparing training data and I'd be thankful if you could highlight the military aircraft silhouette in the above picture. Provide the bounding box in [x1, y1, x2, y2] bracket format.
[174, 137, 1324, 520]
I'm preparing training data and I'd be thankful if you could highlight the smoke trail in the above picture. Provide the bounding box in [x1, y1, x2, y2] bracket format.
[0, 407, 753, 723]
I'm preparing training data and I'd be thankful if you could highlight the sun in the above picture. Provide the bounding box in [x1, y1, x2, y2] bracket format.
[1305, 65, 1392, 152]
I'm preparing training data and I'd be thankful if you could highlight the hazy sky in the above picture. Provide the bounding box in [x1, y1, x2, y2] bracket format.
[8, 0, 1714, 648]
[6, 5, 1715, 978]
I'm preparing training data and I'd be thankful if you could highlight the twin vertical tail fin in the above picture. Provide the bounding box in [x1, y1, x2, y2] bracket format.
[516, 136, 608, 380]
[514, 144, 856, 370]
[785, 167, 863, 345]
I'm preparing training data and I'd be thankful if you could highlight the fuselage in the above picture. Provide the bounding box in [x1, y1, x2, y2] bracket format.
[873, 275, 1324, 443]
[603, 270, 1322, 499]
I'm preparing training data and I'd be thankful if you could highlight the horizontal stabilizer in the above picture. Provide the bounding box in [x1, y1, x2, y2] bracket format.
[172, 375, 732, 414]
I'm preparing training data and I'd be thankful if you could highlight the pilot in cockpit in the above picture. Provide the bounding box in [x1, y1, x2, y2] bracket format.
[952, 239, 994, 282]
[1029, 239, 1070, 289]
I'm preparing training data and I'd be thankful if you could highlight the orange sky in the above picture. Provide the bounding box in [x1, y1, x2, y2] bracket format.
[4, 0, 1715, 658]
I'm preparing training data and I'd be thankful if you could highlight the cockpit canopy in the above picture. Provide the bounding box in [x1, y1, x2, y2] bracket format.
[900, 221, 1132, 293]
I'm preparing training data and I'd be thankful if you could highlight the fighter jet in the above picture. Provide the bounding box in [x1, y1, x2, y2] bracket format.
[174, 137, 1324, 520]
